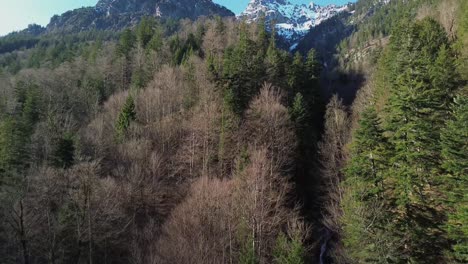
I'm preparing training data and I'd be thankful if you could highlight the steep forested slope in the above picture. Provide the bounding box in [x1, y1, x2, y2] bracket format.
[0, 15, 325, 263]
[0, 0, 466, 263]
[316, 0, 467, 263]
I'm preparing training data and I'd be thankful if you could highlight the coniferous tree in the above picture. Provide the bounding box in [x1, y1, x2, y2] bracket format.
[265, 25, 284, 85]
[116, 29, 136, 59]
[131, 67, 148, 89]
[273, 232, 305, 264]
[441, 95, 468, 263]
[304, 49, 321, 82]
[287, 52, 305, 100]
[239, 234, 258, 264]
[147, 26, 164, 52]
[341, 107, 394, 263]
[136, 16, 155, 49]
[117, 29, 136, 87]
[222, 22, 264, 115]
[115, 95, 136, 141]
[257, 15, 268, 53]
[382, 18, 457, 262]
[301, 49, 322, 128]
[0, 118, 24, 178]
[50, 133, 75, 169]
[20, 85, 40, 136]
[0, 82, 41, 178]
[346, 107, 387, 198]
[289, 92, 311, 147]
[303, 49, 321, 106]
[289, 93, 308, 126]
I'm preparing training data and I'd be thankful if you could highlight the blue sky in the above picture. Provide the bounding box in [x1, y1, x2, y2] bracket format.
[0, 0, 354, 36]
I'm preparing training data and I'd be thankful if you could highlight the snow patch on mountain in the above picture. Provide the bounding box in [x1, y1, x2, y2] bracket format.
[239, 0, 349, 44]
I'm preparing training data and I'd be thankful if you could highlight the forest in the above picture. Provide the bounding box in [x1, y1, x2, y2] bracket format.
[0, 0, 466, 263]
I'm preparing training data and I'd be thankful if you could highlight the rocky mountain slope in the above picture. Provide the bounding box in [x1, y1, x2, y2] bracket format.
[239, 0, 349, 46]
[9, 0, 348, 47]
[47, 0, 234, 33]
[95, 0, 233, 19]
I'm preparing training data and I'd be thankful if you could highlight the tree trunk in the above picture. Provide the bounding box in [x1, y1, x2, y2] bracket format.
[19, 201, 29, 264]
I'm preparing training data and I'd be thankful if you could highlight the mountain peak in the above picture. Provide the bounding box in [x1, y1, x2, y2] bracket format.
[239, 0, 349, 45]
[47, 0, 234, 33]
[95, 0, 233, 19]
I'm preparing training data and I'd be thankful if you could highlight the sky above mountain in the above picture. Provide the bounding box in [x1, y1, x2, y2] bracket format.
[0, 0, 355, 36]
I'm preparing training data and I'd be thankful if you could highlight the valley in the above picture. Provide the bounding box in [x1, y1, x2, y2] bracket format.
[0, 0, 466, 263]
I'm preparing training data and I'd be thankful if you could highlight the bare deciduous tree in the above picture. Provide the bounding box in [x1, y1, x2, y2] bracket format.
[318, 95, 351, 262]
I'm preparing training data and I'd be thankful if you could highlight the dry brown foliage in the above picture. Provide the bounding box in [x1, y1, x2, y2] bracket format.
[317, 95, 351, 262]
[202, 17, 239, 55]
[319, 95, 350, 185]
[243, 83, 296, 174]
[150, 176, 233, 264]
[0, 73, 15, 113]
[174, 57, 223, 178]
[152, 148, 307, 264]
[151, 83, 308, 264]
[202, 17, 241, 73]
[0, 19, 315, 263]
[2, 164, 133, 263]
[350, 78, 376, 128]
[417, 0, 459, 40]
[232, 148, 306, 264]
[136, 66, 187, 125]
[76, 60, 207, 261]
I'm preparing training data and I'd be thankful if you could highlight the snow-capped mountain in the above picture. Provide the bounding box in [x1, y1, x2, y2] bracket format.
[239, 0, 349, 44]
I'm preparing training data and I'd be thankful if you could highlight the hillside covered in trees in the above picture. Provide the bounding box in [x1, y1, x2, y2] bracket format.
[0, 0, 466, 263]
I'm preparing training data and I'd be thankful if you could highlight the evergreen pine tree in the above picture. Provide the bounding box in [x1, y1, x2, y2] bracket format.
[273, 232, 305, 264]
[20, 85, 40, 135]
[289, 93, 308, 126]
[302, 49, 322, 123]
[346, 107, 387, 197]
[147, 25, 164, 52]
[441, 95, 468, 263]
[131, 67, 148, 89]
[117, 29, 136, 59]
[115, 95, 137, 141]
[239, 235, 258, 264]
[222, 22, 264, 115]
[136, 16, 155, 49]
[341, 107, 394, 263]
[382, 18, 457, 262]
[0, 118, 24, 178]
[265, 47, 281, 83]
[265, 23, 282, 84]
[117, 29, 136, 87]
[305, 49, 321, 82]
[257, 14, 268, 53]
[0, 82, 41, 179]
[287, 52, 305, 99]
[50, 133, 75, 169]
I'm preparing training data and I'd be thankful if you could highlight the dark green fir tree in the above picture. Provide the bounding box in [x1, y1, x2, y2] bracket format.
[441, 95, 468, 263]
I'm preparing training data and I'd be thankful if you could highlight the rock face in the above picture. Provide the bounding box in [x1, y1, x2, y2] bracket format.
[47, 0, 234, 33]
[239, 0, 349, 45]
[95, 0, 234, 20]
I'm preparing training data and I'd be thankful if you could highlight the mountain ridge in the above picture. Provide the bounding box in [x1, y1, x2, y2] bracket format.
[239, 0, 350, 46]
[46, 0, 234, 33]
[2, 0, 352, 52]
